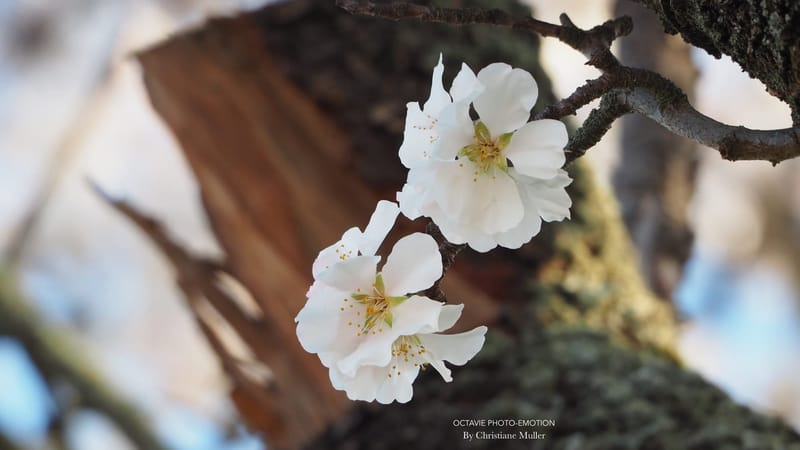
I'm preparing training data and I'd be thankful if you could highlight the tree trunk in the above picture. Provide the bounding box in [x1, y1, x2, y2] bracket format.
[611, 0, 698, 299]
[130, 0, 800, 448]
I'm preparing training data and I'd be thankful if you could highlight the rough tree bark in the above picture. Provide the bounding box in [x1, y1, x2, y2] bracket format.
[123, 0, 800, 449]
[631, 0, 800, 123]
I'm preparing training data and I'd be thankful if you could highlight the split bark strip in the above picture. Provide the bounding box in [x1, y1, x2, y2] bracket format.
[94, 187, 328, 449]
[338, 0, 800, 165]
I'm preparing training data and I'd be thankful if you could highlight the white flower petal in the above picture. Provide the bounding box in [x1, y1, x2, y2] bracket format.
[376, 372, 415, 404]
[434, 101, 475, 160]
[397, 164, 437, 220]
[474, 169, 525, 234]
[336, 331, 398, 377]
[427, 183, 503, 252]
[513, 169, 573, 222]
[397, 182, 424, 220]
[381, 233, 443, 296]
[399, 55, 452, 168]
[359, 200, 400, 257]
[494, 209, 542, 249]
[398, 102, 435, 168]
[336, 296, 442, 376]
[432, 161, 491, 225]
[437, 304, 464, 332]
[426, 358, 453, 382]
[295, 283, 345, 353]
[330, 365, 381, 402]
[450, 63, 483, 102]
[311, 227, 361, 278]
[428, 207, 468, 245]
[423, 53, 451, 115]
[390, 295, 444, 336]
[494, 174, 544, 248]
[319, 351, 339, 368]
[505, 119, 568, 180]
[463, 229, 498, 253]
[474, 63, 538, 134]
[397, 183, 428, 220]
[535, 185, 573, 222]
[419, 326, 488, 366]
[317, 255, 379, 293]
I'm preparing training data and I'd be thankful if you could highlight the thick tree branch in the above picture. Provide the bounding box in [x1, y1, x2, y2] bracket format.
[615, 86, 800, 165]
[338, 0, 800, 164]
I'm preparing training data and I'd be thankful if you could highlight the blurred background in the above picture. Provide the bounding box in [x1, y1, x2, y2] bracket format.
[0, 0, 798, 449]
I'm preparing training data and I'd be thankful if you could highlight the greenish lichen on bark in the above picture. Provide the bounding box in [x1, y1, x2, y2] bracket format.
[632, 0, 800, 122]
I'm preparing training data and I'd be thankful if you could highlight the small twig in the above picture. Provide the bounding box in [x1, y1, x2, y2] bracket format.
[336, 0, 630, 70]
[565, 93, 632, 163]
[534, 74, 617, 120]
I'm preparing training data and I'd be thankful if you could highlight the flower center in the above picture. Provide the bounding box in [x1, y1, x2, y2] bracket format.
[348, 274, 407, 334]
[458, 121, 512, 173]
[386, 335, 429, 378]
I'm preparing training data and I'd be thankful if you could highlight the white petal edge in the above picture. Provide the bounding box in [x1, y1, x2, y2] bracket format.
[423, 53, 451, 115]
[381, 233, 443, 297]
[419, 326, 488, 367]
[450, 62, 483, 103]
[504, 119, 568, 180]
[317, 255, 379, 293]
[359, 200, 400, 256]
[473, 63, 538, 135]
[312, 227, 361, 278]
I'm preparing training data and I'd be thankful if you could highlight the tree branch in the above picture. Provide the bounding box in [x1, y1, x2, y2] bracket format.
[337, 0, 800, 164]
[566, 93, 632, 163]
[336, 0, 631, 70]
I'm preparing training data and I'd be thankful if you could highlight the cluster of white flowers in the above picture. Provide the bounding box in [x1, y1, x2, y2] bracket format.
[398, 55, 572, 252]
[297, 201, 487, 403]
[296, 55, 571, 403]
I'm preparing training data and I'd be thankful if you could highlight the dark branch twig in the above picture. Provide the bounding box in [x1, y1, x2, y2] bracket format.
[534, 73, 618, 120]
[336, 0, 630, 70]
[337, 0, 800, 165]
[566, 93, 632, 162]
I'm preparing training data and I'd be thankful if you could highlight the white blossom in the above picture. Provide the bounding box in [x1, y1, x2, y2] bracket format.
[296, 205, 446, 384]
[398, 58, 573, 252]
[329, 304, 487, 404]
[311, 200, 400, 278]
